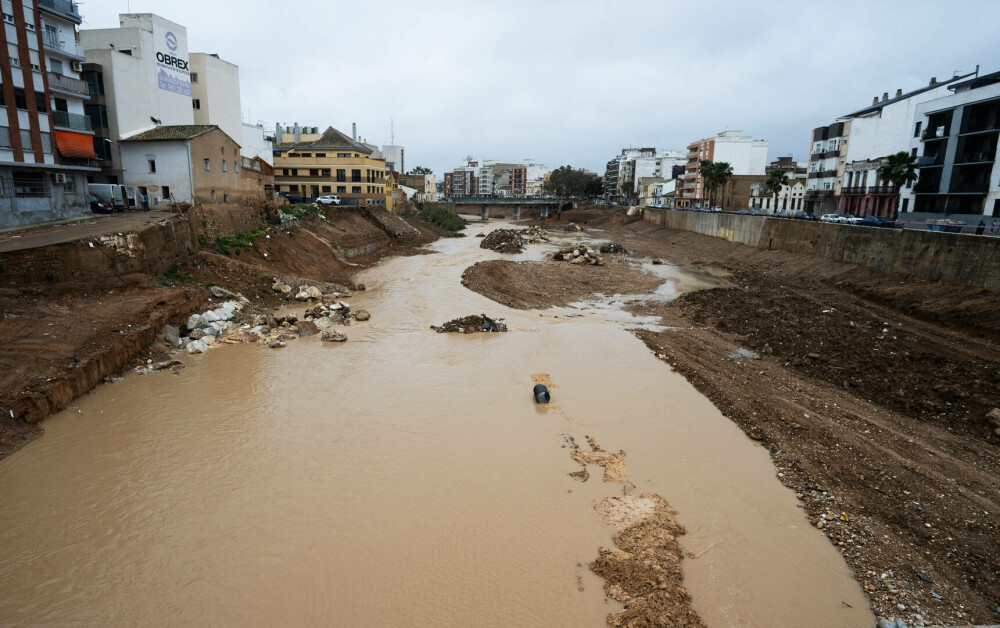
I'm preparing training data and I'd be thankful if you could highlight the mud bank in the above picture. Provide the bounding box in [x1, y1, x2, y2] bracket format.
[467, 213, 999, 626]
[0, 207, 440, 458]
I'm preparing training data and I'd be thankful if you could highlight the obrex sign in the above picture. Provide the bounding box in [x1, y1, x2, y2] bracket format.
[156, 51, 189, 71]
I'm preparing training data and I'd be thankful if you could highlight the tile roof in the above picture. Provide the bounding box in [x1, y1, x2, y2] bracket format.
[276, 126, 372, 154]
[121, 125, 220, 142]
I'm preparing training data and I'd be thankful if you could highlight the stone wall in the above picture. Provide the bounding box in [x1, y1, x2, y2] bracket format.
[643, 209, 1000, 291]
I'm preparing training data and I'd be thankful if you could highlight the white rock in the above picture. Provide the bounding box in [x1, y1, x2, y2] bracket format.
[305, 286, 322, 299]
[187, 314, 202, 328]
[203, 335, 216, 345]
[185, 339, 208, 354]
[202, 310, 220, 323]
[315, 317, 333, 329]
[294, 290, 311, 301]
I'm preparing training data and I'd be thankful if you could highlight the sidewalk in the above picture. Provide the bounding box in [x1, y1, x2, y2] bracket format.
[0, 210, 176, 254]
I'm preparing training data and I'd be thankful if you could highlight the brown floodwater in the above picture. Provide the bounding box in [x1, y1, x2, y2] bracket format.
[0, 223, 873, 626]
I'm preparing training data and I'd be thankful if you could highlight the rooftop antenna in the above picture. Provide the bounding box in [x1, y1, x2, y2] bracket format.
[390, 118, 395, 145]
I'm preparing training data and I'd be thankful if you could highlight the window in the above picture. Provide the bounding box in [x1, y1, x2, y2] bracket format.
[351, 169, 361, 182]
[911, 148, 917, 157]
[234, 160, 238, 173]
[914, 121, 921, 138]
[282, 169, 289, 176]
[300, 153, 311, 157]
[50, 59, 63, 75]
[315, 153, 326, 157]
[336, 169, 346, 182]
[13, 88, 27, 110]
[901, 199, 909, 213]
[33, 92, 47, 113]
[289, 184, 299, 192]
[352, 186, 361, 193]
[39, 132, 50, 153]
[337, 152, 350, 158]
[190, 72, 198, 83]
[63, 176, 76, 193]
[291, 169, 298, 176]
[337, 186, 346, 193]
[321, 169, 330, 176]
[25, 22, 34, 31]
[148, 159, 156, 173]
[210, 188, 216, 202]
[223, 192, 229, 203]
[222, 159, 227, 172]
[322, 185, 331, 193]
[0, 128, 9, 148]
[192, 99, 200, 110]
[20, 129, 32, 150]
[204, 158, 210, 171]
[309, 168, 318, 176]
[162, 185, 170, 199]
[2, 13, 13, 24]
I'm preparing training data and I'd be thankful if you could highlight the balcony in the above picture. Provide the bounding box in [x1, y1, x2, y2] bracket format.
[841, 186, 865, 195]
[868, 184, 899, 195]
[922, 126, 949, 141]
[807, 170, 837, 179]
[810, 150, 839, 160]
[43, 34, 84, 59]
[38, 0, 82, 23]
[950, 181, 989, 194]
[47, 72, 87, 95]
[51, 110, 92, 132]
[955, 151, 997, 164]
[913, 178, 941, 194]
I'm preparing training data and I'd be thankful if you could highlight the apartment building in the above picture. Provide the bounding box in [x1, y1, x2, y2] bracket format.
[603, 147, 654, 203]
[189, 52, 240, 146]
[272, 125, 389, 207]
[0, 0, 97, 227]
[380, 144, 404, 174]
[676, 131, 768, 209]
[900, 69, 1000, 222]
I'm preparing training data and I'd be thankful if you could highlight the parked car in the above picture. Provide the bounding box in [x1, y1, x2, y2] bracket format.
[89, 193, 113, 214]
[861, 215, 894, 228]
[820, 214, 839, 223]
[793, 211, 817, 221]
[315, 195, 341, 206]
[841, 214, 863, 225]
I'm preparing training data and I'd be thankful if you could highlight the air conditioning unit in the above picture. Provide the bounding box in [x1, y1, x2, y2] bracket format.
[54, 173, 67, 184]
[71, 61, 82, 72]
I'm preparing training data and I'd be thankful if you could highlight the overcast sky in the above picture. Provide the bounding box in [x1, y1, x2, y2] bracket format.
[83, 0, 1000, 177]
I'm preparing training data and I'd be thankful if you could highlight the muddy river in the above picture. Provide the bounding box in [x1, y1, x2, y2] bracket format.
[0, 223, 872, 626]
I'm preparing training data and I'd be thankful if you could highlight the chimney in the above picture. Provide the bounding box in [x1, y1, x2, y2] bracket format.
[895, 88, 903, 98]
[275, 122, 281, 141]
[872, 96, 879, 105]
[352, 123, 357, 141]
[293, 123, 300, 144]
[882, 92, 889, 102]
[929, 76, 937, 86]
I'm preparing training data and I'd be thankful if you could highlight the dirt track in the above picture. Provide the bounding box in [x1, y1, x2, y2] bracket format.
[464, 213, 1000, 626]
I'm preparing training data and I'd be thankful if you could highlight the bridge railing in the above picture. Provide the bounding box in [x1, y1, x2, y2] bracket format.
[445, 195, 566, 203]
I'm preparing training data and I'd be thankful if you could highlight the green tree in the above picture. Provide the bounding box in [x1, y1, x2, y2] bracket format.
[698, 160, 719, 207]
[584, 178, 604, 197]
[544, 165, 600, 198]
[619, 179, 634, 199]
[409, 166, 433, 175]
[764, 168, 789, 212]
[714, 162, 734, 209]
[876, 152, 918, 218]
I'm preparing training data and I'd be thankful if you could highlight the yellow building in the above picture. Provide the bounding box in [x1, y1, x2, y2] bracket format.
[273, 126, 388, 207]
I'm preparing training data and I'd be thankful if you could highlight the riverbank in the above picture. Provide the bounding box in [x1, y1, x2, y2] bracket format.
[462, 213, 1000, 626]
[0, 206, 442, 458]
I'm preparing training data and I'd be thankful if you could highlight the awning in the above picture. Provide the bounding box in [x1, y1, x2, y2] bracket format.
[54, 130, 98, 159]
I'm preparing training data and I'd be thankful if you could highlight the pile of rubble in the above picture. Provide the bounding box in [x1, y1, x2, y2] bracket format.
[599, 242, 628, 254]
[479, 229, 525, 254]
[270, 278, 349, 302]
[178, 299, 247, 354]
[552, 244, 605, 266]
[432, 314, 508, 334]
[564, 223, 582, 232]
[519, 226, 550, 243]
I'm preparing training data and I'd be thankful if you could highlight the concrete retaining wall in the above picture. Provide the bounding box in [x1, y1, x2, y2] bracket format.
[643, 209, 1000, 291]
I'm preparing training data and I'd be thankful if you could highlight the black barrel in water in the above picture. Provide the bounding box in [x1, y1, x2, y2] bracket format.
[533, 384, 551, 404]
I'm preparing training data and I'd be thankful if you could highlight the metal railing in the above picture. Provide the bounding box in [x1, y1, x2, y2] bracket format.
[48, 72, 87, 95]
[922, 126, 948, 140]
[868, 185, 899, 194]
[43, 35, 84, 58]
[51, 110, 92, 131]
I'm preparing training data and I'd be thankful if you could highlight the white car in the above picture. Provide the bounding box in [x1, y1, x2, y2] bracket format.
[820, 213, 839, 223]
[315, 195, 341, 206]
[839, 214, 862, 225]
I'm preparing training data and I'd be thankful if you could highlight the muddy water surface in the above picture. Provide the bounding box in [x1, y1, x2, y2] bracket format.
[0, 223, 872, 626]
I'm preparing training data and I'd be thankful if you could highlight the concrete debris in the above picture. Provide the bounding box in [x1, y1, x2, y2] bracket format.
[432, 314, 508, 334]
[564, 223, 582, 232]
[208, 285, 239, 299]
[321, 330, 347, 342]
[599, 242, 628, 254]
[476, 232, 486, 237]
[519, 226, 550, 243]
[163, 324, 181, 347]
[185, 339, 208, 354]
[480, 229, 525, 254]
[552, 244, 605, 266]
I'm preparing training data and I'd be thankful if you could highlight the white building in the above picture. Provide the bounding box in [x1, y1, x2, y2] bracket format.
[240, 122, 272, 165]
[189, 52, 241, 145]
[900, 69, 1000, 223]
[381, 145, 404, 174]
[750, 175, 807, 213]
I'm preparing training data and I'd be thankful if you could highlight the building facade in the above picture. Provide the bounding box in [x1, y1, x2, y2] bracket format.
[677, 131, 768, 208]
[900, 70, 1000, 223]
[189, 52, 241, 145]
[272, 125, 389, 207]
[0, 0, 97, 228]
[398, 173, 436, 202]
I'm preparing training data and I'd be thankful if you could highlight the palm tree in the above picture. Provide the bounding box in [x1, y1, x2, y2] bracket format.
[876, 152, 918, 219]
[698, 160, 718, 208]
[764, 169, 789, 213]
